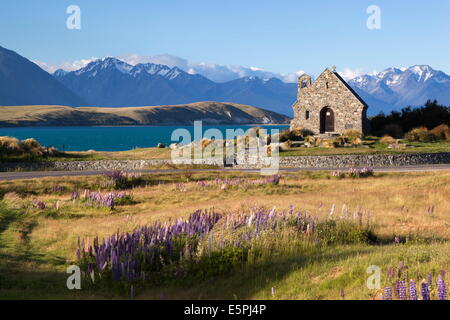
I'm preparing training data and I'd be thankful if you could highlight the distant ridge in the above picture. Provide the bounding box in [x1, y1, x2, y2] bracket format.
[0, 102, 291, 127]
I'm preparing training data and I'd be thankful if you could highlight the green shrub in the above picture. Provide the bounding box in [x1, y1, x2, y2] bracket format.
[188, 246, 248, 279]
[404, 127, 437, 143]
[315, 220, 376, 245]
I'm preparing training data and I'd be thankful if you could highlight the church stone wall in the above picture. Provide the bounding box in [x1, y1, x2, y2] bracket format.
[290, 68, 367, 135]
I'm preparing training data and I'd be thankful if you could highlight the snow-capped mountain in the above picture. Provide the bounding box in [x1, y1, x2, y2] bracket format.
[54, 57, 297, 115]
[348, 65, 450, 114]
[55, 59, 450, 116]
[2, 43, 448, 117]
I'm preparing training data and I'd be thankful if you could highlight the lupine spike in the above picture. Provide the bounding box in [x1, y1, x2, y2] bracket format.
[437, 276, 447, 300]
[409, 280, 418, 300]
[421, 281, 430, 300]
[398, 280, 407, 300]
[383, 286, 393, 300]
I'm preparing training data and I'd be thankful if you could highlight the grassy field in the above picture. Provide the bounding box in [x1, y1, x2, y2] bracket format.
[0, 170, 449, 300]
[279, 139, 450, 156]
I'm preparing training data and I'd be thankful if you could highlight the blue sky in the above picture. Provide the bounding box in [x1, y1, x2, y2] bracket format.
[1, 0, 449, 79]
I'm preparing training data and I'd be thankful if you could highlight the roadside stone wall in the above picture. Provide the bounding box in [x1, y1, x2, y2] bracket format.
[2, 152, 450, 172]
[278, 152, 450, 168]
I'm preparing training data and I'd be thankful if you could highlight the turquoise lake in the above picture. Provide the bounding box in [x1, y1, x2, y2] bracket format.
[0, 125, 289, 151]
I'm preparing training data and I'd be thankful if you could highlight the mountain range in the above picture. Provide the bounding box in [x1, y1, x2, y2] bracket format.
[348, 65, 450, 115]
[1, 45, 450, 117]
[53, 57, 296, 116]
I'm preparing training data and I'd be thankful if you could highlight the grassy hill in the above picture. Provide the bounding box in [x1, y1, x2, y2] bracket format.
[0, 102, 291, 127]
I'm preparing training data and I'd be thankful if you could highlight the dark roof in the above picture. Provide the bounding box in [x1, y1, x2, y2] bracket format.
[333, 71, 368, 108]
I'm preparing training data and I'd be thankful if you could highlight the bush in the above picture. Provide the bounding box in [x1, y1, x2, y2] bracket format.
[332, 136, 345, 147]
[304, 135, 318, 146]
[342, 130, 362, 145]
[379, 135, 397, 145]
[299, 128, 314, 138]
[0, 136, 59, 159]
[315, 220, 375, 245]
[279, 129, 300, 142]
[320, 139, 335, 148]
[343, 129, 361, 140]
[278, 128, 314, 143]
[404, 127, 437, 143]
[430, 124, 450, 140]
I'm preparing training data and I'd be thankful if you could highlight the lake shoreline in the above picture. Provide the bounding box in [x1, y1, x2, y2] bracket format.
[0, 124, 290, 152]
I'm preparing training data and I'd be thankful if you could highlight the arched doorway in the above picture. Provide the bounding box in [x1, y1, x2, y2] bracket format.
[320, 107, 335, 133]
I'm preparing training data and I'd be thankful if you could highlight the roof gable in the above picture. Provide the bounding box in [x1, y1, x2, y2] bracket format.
[332, 71, 368, 108]
[311, 68, 368, 108]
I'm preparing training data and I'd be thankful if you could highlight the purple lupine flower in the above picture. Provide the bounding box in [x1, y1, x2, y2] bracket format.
[393, 280, 400, 299]
[105, 194, 114, 210]
[103, 170, 125, 182]
[271, 287, 275, 297]
[71, 191, 80, 200]
[383, 286, 393, 300]
[437, 276, 447, 300]
[409, 280, 418, 300]
[420, 281, 430, 300]
[387, 267, 393, 280]
[340, 288, 345, 300]
[33, 200, 46, 210]
[427, 273, 432, 288]
[398, 261, 404, 278]
[398, 280, 407, 300]
[74, 206, 370, 287]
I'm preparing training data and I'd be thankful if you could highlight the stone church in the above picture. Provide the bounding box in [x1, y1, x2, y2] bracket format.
[290, 67, 369, 135]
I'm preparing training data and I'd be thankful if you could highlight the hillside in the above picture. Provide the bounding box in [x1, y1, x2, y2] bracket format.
[0, 102, 291, 127]
[0, 46, 85, 106]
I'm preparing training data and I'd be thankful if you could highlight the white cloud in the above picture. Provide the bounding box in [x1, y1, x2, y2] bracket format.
[33, 57, 98, 73]
[120, 55, 294, 82]
[280, 70, 306, 83]
[339, 68, 366, 80]
[118, 53, 189, 70]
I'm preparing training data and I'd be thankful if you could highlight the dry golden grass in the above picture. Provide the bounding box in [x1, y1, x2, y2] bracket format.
[1, 170, 450, 299]
[67, 147, 172, 160]
[1, 170, 445, 261]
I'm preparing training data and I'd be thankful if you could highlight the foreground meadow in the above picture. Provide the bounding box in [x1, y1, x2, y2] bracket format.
[0, 170, 449, 300]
